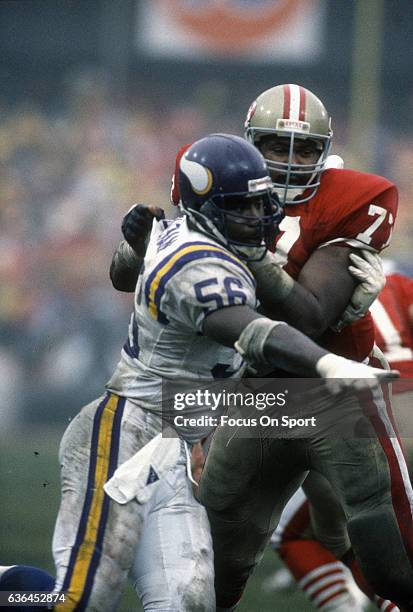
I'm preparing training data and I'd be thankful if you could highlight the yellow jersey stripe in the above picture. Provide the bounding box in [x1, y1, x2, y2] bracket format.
[146, 243, 254, 321]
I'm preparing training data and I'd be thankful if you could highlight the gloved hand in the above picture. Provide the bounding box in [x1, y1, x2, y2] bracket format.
[316, 353, 399, 395]
[332, 249, 385, 332]
[121, 203, 165, 256]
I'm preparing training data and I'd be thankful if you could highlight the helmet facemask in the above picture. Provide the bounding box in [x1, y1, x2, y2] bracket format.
[185, 189, 283, 262]
[246, 128, 332, 206]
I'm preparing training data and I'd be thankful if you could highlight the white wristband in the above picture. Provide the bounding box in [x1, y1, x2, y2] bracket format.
[234, 318, 285, 368]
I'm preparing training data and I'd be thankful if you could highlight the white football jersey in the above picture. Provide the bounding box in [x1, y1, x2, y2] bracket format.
[106, 217, 257, 420]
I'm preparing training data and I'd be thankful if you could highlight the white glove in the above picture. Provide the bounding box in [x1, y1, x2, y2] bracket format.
[316, 353, 399, 395]
[331, 250, 385, 332]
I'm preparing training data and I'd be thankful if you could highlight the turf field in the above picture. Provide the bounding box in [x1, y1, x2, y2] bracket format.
[0, 426, 374, 611]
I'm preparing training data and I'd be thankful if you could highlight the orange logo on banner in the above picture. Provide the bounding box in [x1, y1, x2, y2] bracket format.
[159, 0, 308, 53]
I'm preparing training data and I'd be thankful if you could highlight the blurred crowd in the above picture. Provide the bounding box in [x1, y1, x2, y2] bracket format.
[1, 73, 413, 426]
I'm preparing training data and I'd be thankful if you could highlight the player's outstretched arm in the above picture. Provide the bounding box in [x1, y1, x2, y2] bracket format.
[203, 305, 323, 376]
[110, 203, 165, 292]
[203, 305, 398, 388]
[249, 245, 358, 338]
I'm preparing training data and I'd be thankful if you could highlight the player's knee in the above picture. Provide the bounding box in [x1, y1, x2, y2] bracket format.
[179, 569, 215, 612]
[214, 557, 252, 611]
[136, 568, 215, 611]
[348, 509, 413, 601]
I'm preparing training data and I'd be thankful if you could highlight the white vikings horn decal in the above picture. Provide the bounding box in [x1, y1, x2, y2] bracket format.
[180, 155, 213, 195]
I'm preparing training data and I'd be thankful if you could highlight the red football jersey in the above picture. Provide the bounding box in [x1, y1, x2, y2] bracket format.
[272, 168, 398, 361]
[370, 274, 413, 384]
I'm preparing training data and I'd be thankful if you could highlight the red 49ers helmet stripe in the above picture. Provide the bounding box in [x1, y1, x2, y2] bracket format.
[282, 84, 291, 119]
[170, 143, 191, 206]
[299, 85, 307, 121]
[282, 84, 307, 122]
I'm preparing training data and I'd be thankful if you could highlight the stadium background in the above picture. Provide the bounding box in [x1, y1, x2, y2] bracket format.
[0, 1, 412, 609]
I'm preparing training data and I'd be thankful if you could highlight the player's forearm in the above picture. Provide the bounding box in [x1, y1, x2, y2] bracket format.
[110, 240, 142, 292]
[204, 305, 327, 370]
[233, 316, 334, 376]
[262, 322, 328, 375]
[204, 307, 390, 381]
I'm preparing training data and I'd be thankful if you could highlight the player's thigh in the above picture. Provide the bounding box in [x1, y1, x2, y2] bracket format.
[200, 428, 307, 513]
[199, 427, 263, 514]
[307, 386, 397, 514]
[310, 434, 390, 514]
[131, 455, 214, 612]
[200, 434, 308, 606]
[200, 432, 307, 563]
[54, 395, 157, 550]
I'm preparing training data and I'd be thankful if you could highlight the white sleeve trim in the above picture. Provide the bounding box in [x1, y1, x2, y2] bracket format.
[318, 237, 377, 252]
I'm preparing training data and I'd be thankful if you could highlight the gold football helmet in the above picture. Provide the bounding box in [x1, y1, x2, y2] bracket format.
[245, 84, 333, 205]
